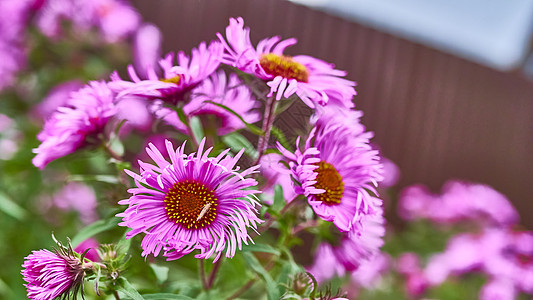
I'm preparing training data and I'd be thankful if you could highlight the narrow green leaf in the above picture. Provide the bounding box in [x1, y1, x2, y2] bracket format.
[272, 185, 285, 213]
[222, 132, 258, 160]
[69, 174, 120, 184]
[242, 243, 281, 256]
[149, 264, 169, 285]
[189, 116, 204, 144]
[142, 294, 193, 300]
[117, 278, 144, 300]
[242, 252, 280, 300]
[71, 217, 120, 247]
[0, 191, 27, 220]
[204, 101, 264, 136]
[271, 126, 290, 150]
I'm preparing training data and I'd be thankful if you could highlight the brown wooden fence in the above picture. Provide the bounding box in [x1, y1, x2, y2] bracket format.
[132, 0, 533, 227]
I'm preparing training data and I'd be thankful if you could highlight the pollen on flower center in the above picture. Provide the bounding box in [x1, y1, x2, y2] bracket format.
[160, 75, 181, 85]
[259, 53, 309, 82]
[314, 161, 344, 205]
[164, 180, 218, 229]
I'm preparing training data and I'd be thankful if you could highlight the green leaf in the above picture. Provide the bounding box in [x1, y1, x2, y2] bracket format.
[141, 293, 193, 300]
[69, 174, 120, 184]
[149, 264, 169, 285]
[204, 101, 264, 136]
[271, 126, 290, 150]
[0, 191, 27, 220]
[242, 252, 280, 300]
[117, 278, 144, 300]
[189, 116, 204, 145]
[222, 132, 258, 160]
[71, 217, 120, 247]
[242, 243, 280, 256]
[272, 184, 285, 213]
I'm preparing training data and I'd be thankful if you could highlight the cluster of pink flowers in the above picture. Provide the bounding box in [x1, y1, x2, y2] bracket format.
[25, 16, 387, 299]
[396, 180, 532, 299]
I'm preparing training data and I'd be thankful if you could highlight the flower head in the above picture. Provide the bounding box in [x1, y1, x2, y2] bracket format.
[278, 110, 383, 232]
[217, 17, 356, 109]
[110, 41, 222, 105]
[118, 138, 262, 261]
[21, 247, 87, 300]
[32, 81, 117, 169]
[155, 70, 260, 135]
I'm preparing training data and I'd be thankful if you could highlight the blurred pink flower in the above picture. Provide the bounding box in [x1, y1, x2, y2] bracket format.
[53, 182, 98, 224]
[258, 153, 297, 205]
[398, 180, 519, 227]
[35, 80, 84, 119]
[480, 279, 516, 300]
[133, 23, 162, 79]
[397, 253, 429, 297]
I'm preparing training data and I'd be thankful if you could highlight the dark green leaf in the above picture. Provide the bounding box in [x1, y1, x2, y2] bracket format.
[242, 252, 280, 300]
[117, 278, 144, 300]
[204, 101, 264, 136]
[242, 243, 281, 256]
[222, 132, 258, 160]
[272, 185, 285, 213]
[271, 126, 290, 150]
[69, 174, 120, 184]
[71, 217, 120, 247]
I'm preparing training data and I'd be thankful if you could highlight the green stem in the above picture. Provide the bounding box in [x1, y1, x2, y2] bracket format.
[199, 259, 208, 290]
[255, 96, 277, 164]
[206, 258, 223, 289]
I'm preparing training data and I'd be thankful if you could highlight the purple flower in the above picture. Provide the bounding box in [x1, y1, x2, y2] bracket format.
[34, 80, 84, 119]
[278, 110, 383, 232]
[217, 17, 356, 109]
[110, 41, 223, 105]
[350, 253, 390, 289]
[117, 138, 262, 261]
[74, 238, 100, 262]
[155, 70, 260, 135]
[35, 0, 140, 42]
[32, 81, 117, 169]
[133, 23, 162, 79]
[53, 182, 98, 224]
[307, 208, 385, 283]
[21, 248, 86, 300]
[397, 253, 429, 297]
[398, 180, 519, 227]
[480, 279, 516, 300]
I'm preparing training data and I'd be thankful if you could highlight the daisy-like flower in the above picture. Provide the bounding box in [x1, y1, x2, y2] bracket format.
[117, 138, 262, 261]
[155, 70, 260, 135]
[21, 247, 89, 300]
[109, 41, 222, 105]
[217, 17, 356, 109]
[278, 110, 383, 232]
[307, 208, 385, 283]
[32, 81, 117, 169]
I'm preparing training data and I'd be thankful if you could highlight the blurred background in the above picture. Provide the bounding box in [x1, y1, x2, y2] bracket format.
[130, 0, 533, 227]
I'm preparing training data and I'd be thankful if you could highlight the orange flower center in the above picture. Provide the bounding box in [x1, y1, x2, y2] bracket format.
[164, 180, 218, 229]
[259, 53, 309, 82]
[314, 161, 344, 205]
[160, 75, 181, 85]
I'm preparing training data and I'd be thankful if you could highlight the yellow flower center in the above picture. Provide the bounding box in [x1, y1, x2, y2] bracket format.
[160, 75, 181, 84]
[314, 161, 344, 205]
[259, 53, 309, 82]
[164, 180, 218, 229]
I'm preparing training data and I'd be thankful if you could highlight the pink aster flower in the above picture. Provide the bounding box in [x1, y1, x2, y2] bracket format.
[217, 17, 356, 109]
[133, 23, 162, 79]
[155, 70, 260, 135]
[258, 153, 297, 205]
[278, 110, 383, 232]
[117, 138, 262, 261]
[21, 248, 87, 300]
[307, 208, 385, 283]
[34, 80, 84, 119]
[480, 279, 516, 300]
[398, 180, 519, 227]
[32, 81, 117, 169]
[397, 253, 429, 297]
[74, 238, 100, 262]
[110, 41, 223, 105]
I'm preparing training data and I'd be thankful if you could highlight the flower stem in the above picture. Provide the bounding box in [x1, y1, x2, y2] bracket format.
[255, 96, 277, 164]
[206, 258, 223, 289]
[199, 259, 208, 290]
[113, 290, 121, 300]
